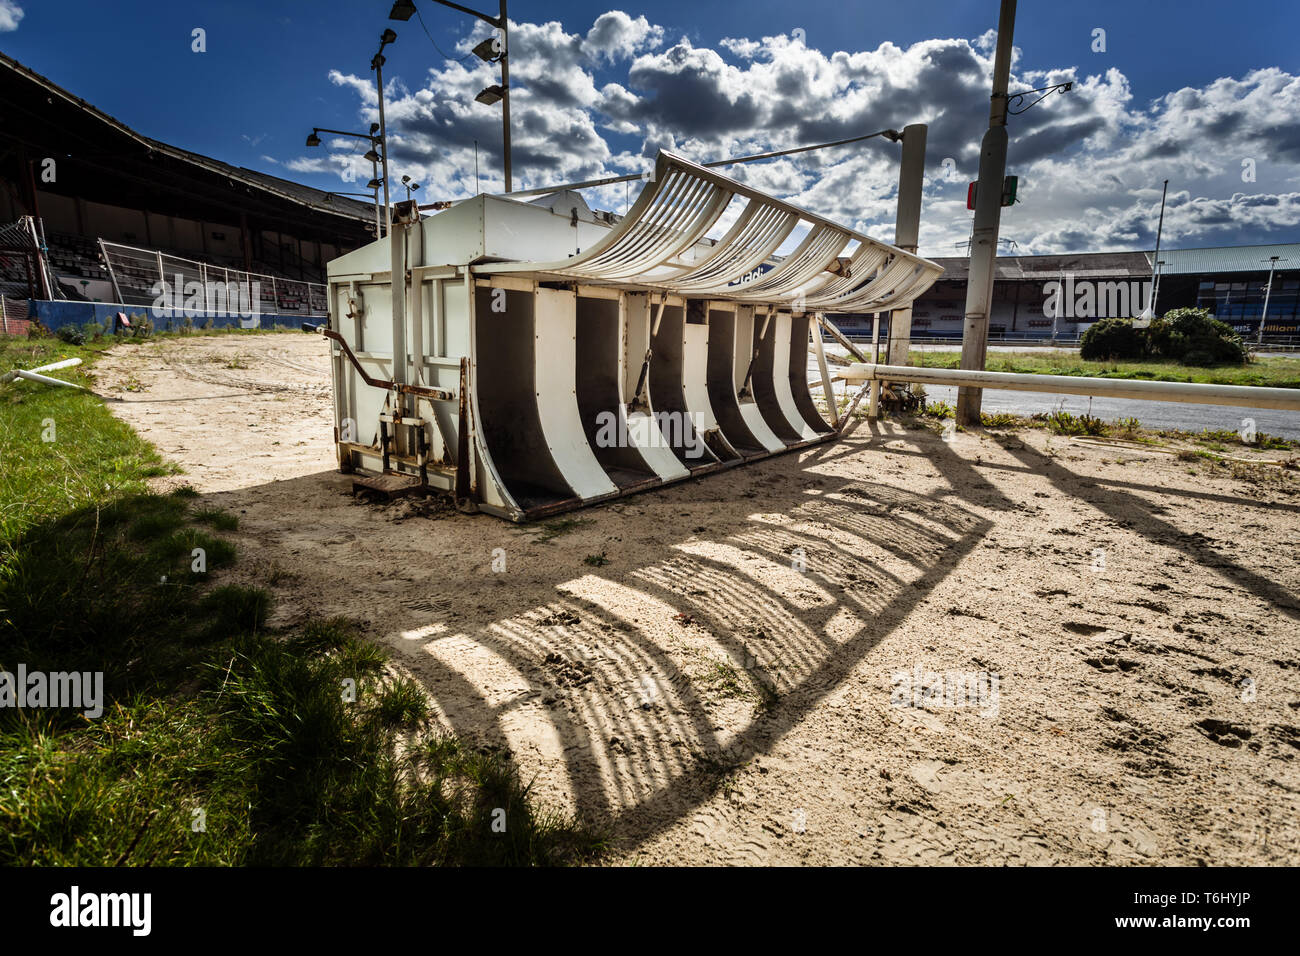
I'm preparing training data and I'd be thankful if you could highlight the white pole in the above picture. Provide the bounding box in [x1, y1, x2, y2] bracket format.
[956, 0, 1016, 425]
[842, 362, 1300, 411]
[1256, 257, 1281, 347]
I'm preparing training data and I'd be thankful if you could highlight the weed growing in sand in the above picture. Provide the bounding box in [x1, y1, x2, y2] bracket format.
[192, 506, 240, 531]
[532, 517, 592, 543]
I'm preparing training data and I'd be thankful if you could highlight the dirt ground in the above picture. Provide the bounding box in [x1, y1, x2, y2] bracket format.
[93, 333, 1300, 866]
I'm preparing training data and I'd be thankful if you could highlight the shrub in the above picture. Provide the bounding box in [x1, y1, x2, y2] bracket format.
[55, 325, 85, 346]
[1080, 317, 1143, 361]
[1147, 308, 1247, 366]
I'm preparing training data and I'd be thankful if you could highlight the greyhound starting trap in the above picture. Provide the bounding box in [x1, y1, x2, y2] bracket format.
[321, 150, 942, 521]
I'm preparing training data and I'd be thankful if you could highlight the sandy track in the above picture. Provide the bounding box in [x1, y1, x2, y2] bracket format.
[94, 334, 1300, 865]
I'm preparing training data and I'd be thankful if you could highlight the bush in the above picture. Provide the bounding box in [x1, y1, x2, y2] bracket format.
[55, 325, 85, 346]
[1080, 317, 1143, 361]
[1147, 308, 1247, 366]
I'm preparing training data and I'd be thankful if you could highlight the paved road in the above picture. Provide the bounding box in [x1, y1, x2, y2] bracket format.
[818, 345, 1299, 438]
[916, 384, 1300, 439]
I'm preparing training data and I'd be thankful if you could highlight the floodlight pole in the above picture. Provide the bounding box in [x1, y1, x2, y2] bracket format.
[421, 0, 513, 192]
[499, 0, 512, 192]
[956, 0, 1015, 426]
[372, 42, 394, 236]
[1257, 255, 1284, 346]
[309, 127, 384, 236]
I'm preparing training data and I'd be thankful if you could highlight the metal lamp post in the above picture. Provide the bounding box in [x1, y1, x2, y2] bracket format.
[307, 124, 384, 237]
[371, 29, 397, 233]
[1257, 255, 1286, 347]
[391, 0, 513, 192]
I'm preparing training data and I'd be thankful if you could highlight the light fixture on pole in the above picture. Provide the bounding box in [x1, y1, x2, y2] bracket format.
[306, 125, 385, 237]
[396, 0, 513, 192]
[401, 174, 421, 201]
[371, 30, 397, 234]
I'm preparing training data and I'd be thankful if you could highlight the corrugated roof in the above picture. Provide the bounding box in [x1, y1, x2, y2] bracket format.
[931, 251, 1150, 281]
[1155, 243, 1300, 275]
[930, 243, 1300, 282]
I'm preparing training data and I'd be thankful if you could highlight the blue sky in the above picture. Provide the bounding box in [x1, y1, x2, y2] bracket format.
[3, 0, 1300, 256]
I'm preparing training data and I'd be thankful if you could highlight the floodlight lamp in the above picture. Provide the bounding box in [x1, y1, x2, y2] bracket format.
[472, 37, 501, 62]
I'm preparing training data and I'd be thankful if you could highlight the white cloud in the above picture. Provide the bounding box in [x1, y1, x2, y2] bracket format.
[584, 11, 663, 62]
[0, 1, 24, 32]
[312, 10, 1300, 254]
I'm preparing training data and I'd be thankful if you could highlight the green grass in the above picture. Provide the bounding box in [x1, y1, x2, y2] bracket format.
[907, 349, 1300, 388]
[531, 517, 592, 543]
[0, 337, 179, 544]
[0, 334, 604, 866]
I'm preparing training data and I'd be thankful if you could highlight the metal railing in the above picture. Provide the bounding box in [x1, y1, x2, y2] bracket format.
[99, 240, 328, 318]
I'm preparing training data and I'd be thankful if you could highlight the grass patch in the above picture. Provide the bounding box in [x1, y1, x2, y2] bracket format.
[583, 552, 609, 567]
[907, 349, 1300, 388]
[192, 506, 240, 532]
[0, 335, 602, 866]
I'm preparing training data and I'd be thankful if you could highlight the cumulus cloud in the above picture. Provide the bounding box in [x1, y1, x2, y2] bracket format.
[303, 11, 1300, 255]
[584, 11, 663, 62]
[0, 1, 23, 32]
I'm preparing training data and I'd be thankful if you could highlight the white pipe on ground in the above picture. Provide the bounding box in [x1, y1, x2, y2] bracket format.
[10, 368, 89, 390]
[842, 363, 1300, 412]
[0, 357, 83, 385]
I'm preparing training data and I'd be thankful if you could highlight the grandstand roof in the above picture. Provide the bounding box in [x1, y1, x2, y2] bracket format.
[930, 244, 1300, 282]
[1156, 243, 1300, 275]
[0, 52, 373, 242]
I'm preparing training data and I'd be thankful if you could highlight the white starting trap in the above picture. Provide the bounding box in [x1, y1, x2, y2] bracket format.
[320, 150, 942, 521]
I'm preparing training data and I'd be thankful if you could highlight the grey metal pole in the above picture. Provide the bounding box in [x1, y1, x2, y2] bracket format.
[1151, 179, 1168, 301]
[1257, 256, 1280, 346]
[371, 149, 382, 238]
[886, 123, 927, 368]
[374, 57, 392, 236]
[499, 0, 513, 192]
[956, 0, 1015, 426]
[390, 220, 408, 391]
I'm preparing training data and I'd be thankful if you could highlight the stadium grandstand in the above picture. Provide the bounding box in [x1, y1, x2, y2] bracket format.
[0, 50, 375, 334]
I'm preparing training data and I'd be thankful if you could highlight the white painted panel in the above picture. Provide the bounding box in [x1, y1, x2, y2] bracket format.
[682, 323, 718, 431]
[739, 403, 785, 452]
[624, 409, 690, 480]
[771, 312, 821, 440]
[619, 295, 688, 481]
[534, 288, 619, 499]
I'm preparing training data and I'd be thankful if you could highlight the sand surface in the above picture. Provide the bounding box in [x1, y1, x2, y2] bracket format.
[93, 334, 1300, 865]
